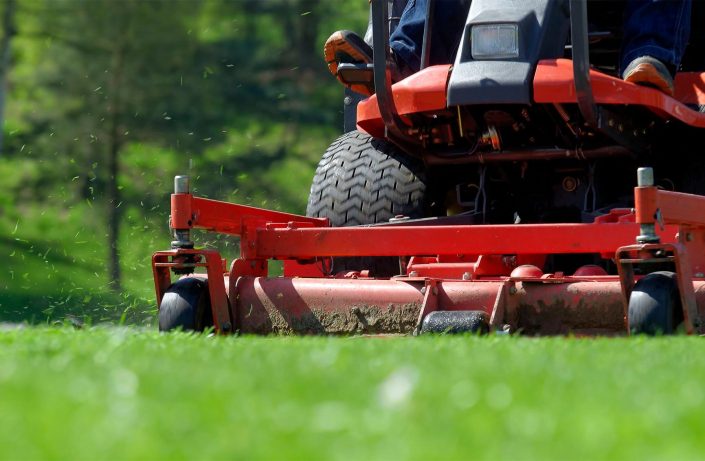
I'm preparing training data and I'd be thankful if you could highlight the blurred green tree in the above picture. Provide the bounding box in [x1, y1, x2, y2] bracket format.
[12, 0, 213, 289]
[0, 0, 368, 319]
[0, 0, 16, 156]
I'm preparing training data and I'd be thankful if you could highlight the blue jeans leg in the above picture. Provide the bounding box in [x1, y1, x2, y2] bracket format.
[390, 0, 470, 72]
[621, 0, 691, 73]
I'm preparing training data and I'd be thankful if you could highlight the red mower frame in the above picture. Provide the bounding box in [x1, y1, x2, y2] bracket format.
[152, 167, 705, 336]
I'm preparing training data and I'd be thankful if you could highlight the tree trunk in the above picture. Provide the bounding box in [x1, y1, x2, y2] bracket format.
[106, 43, 125, 291]
[107, 117, 121, 291]
[0, 0, 16, 157]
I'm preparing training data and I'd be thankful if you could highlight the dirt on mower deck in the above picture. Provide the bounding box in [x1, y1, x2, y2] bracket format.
[515, 297, 626, 336]
[238, 302, 420, 335]
[233, 277, 631, 336]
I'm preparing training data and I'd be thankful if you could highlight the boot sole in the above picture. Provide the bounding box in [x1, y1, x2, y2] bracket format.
[324, 31, 374, 96]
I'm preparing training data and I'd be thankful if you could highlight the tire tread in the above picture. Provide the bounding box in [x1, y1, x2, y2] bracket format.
[306, 131, 428, 275]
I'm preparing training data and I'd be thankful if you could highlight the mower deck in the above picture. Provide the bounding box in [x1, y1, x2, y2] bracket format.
[153, 169, 705, 336]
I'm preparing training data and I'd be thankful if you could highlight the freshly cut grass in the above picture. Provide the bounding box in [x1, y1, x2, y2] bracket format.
[1, 328, 704, 460]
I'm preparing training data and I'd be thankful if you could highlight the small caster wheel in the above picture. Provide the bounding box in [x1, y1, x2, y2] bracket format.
[628, 271, 683, 335]
[159, 277, 214, 332]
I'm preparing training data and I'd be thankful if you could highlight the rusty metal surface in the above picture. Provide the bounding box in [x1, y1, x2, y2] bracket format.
[509, 281, 625, 335]
[234, 277, 423, 335]
[230, 277, 667, 336]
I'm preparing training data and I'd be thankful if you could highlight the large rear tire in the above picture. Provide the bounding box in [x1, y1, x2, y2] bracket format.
[306, 130, 430, 276]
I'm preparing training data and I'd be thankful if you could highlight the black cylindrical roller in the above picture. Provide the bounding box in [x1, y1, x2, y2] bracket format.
[420, 310, 490, 335]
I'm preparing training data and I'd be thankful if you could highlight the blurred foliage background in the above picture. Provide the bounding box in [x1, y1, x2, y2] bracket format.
[0, 0, 369, 325]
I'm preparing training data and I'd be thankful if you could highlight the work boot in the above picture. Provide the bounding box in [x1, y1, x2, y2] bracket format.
[324, 30, 415, 96]
[622, 56, 675, 96]
[324, 30, 374, 96]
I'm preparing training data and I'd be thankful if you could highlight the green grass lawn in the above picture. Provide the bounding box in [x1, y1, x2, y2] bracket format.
[1, 329, 704, 460]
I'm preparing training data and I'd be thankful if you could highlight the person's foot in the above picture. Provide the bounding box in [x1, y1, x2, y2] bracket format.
[622, 56, 674, 96]
[324, 30, 374, 95]
[324, 30, 415, 96]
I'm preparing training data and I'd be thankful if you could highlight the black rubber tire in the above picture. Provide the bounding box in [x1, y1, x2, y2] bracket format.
[628, 271, 684, 335]
[158, 277, 214, 332]
[420, 310, 490, 335]
[306, 130, 429, 276]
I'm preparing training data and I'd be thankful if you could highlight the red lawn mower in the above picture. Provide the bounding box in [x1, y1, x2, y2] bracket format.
[153, 0, 705, 336]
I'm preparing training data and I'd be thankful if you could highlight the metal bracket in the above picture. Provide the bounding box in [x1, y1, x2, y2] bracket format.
[343, 87, 366, 133]
[153, 249, 233, 334]
[616, 243, 702, 335]
[413, 280, 439, 335]
[489, 281, 512, 331]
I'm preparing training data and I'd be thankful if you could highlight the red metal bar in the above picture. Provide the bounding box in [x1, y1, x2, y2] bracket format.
[152, 253, 174, 306]
[171, 194, 192, 229]
[634, 186, 658, 225]
[202, 251, 233, 333]
[635, 185, 705, 228]
[170, 194, 328, 235]
[406, 255, 547, 279]
[681, 228, 705, 276]
[408, 262, 476, 279]
[534, 59, 705, 127]
[656, 189, 705, 227]
[357, 65, 451, 137]
[251, 222, 677, 260]
[671, 244, 701, 333]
